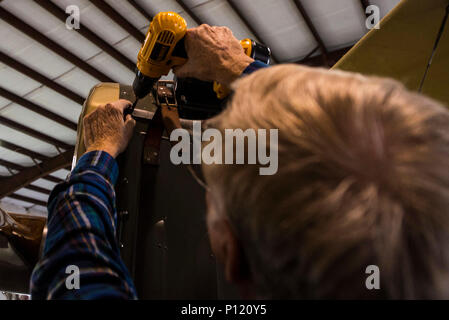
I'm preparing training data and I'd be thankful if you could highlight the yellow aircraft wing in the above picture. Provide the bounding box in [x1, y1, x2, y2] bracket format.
[334, 0, 449, 106]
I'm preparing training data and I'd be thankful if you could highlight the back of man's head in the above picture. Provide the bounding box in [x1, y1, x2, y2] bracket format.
[203, 65, 449, 299]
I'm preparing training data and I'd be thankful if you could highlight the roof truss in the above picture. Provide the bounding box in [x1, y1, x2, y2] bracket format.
[0, 0, 375, 211]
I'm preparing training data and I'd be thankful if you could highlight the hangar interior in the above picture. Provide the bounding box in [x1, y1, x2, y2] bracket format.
[0, 0, 400, 217]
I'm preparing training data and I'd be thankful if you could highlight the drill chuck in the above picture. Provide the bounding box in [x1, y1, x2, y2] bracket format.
[133, 70, 159, 100]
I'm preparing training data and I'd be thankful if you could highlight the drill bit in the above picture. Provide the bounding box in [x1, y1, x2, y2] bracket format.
[124, 98, 139, 119]
[130, 98, 139, 113]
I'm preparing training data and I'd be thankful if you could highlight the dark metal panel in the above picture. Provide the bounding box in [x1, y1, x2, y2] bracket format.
[89, 0, 145, 43]
[292, 0, 330, 66]
[0, 116, 72, 150]
[175, 0, 203, 25]
[8, 194, 47, 207]
[111, 84, 226, 299]
[226, 0, 280, 63]
[0, 148, 73, 198]
[116, 130, 220, 299]
[0, 7, 114, 82]
[0, 87, 77, 131]
[0, 140, 50, 161]
[34, 0, 135, 72]
[0, 51, 84, 106]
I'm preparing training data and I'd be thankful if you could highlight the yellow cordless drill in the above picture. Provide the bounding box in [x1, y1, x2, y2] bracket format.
[126, 12, 271, 116]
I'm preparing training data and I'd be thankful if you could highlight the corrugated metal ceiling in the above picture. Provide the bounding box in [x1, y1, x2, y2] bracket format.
[0, 0, 400, 215]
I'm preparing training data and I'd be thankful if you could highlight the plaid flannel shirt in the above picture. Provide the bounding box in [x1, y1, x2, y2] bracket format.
[31, 151, 137, 299]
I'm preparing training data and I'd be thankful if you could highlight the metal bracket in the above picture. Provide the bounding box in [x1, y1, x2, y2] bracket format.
[142, 81, 180, 165]
[155, 80, 178, 108]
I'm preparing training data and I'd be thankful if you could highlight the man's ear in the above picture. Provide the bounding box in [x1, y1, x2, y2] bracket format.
[222, 220, 251, 285]
[206, 191, 250, 285]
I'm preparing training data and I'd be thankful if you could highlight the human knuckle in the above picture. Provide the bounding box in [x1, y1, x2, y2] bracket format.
[84, 111, 95, 121]
[95, 105, 106, 114]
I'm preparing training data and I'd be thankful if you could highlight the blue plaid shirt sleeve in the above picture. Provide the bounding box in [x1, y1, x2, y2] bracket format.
[30, 151, 137, 300]
[242, 60, 270, 75]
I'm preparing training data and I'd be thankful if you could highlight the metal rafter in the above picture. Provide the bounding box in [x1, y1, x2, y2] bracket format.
[175, 0, 203, 26]
[0, 7, 114, 82]
[42, 174, 64, 184]
[0, 51, 84, 106]
[360, 0, 371, 15]
[0, 140, 49, 162]
[298, 46, 320, 63]
[89, 0, 145, 43]
[34, 0, 135, 72]
[0, 116, 72, 150]
[0, 87, 77, 131]
[0, 148, 73, 198]
[292, 0, 330, 67]
[126, 0, 153, 22]
[0, 159, 22, 172]
[8, 194, 47, 207]
[297, 45, 352, 67]
[0, 158, 63, 185]
[226, 0, 280, 63]
[25, 185, 51, 195]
